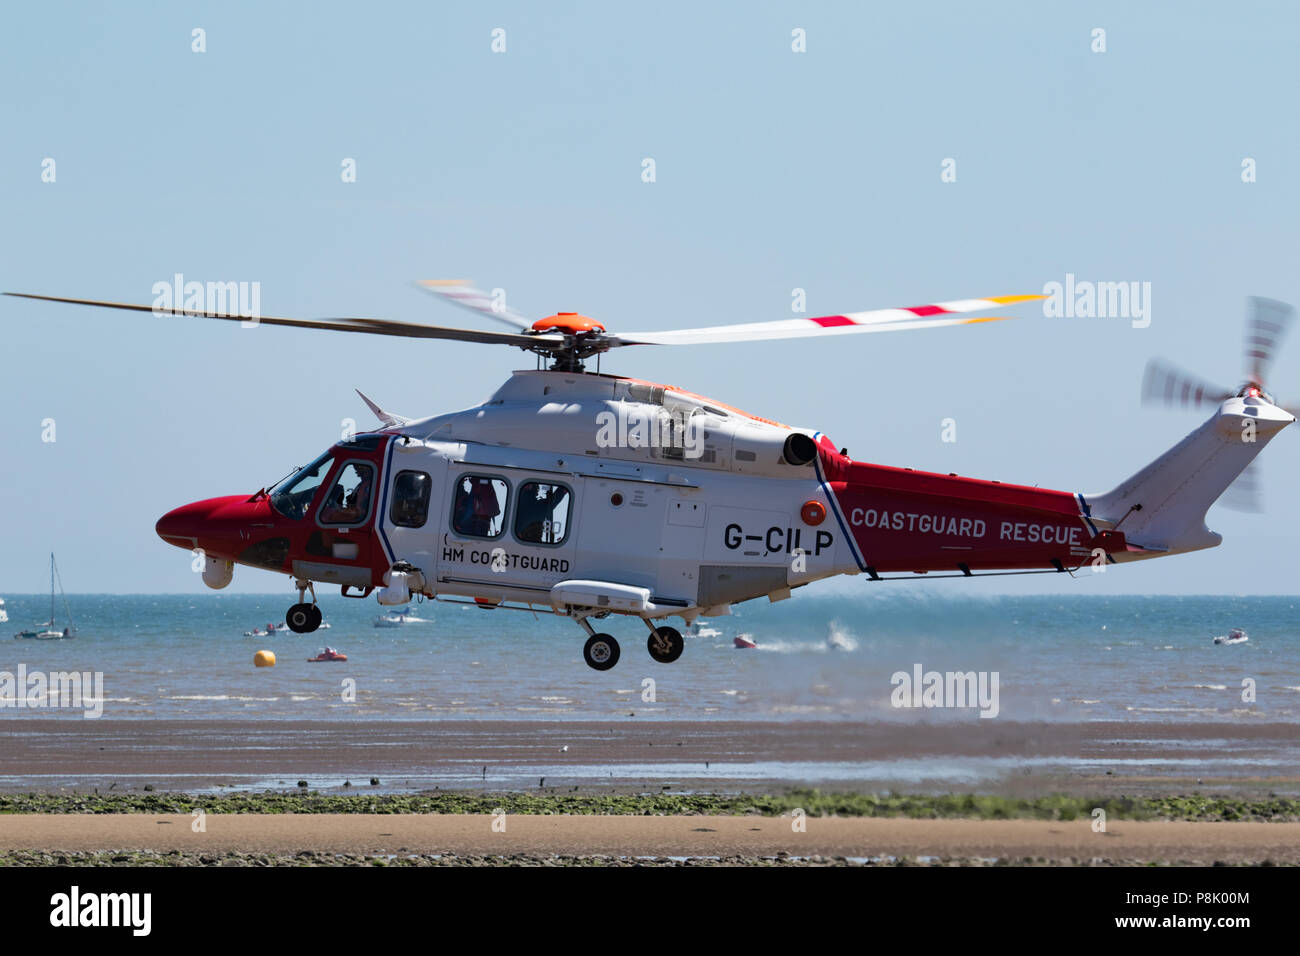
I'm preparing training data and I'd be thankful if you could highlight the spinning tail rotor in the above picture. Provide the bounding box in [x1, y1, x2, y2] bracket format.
[1141, 296, 1298, 511]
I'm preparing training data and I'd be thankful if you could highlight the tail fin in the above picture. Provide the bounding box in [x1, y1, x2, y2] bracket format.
[1084, 397, 1293, 557]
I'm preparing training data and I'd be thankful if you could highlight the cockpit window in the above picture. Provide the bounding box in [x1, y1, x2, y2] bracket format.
[318, 461, 376, 526]
[269, 452, 333, 520]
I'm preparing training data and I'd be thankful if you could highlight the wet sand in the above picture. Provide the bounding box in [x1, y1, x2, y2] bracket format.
[2, 718, 1297, 797]
[2, 814, 1298, 864]
[5, 719, 1297, 865]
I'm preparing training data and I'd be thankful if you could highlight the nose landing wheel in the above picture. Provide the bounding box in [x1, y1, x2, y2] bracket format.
[583, 634, 620, 671]
[287, 579, 321, 634]
[287, 602, 322, 633]
[647, 625, 684, 664]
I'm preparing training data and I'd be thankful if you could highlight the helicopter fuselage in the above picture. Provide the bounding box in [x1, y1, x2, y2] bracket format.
[154, 368, 1292, 668]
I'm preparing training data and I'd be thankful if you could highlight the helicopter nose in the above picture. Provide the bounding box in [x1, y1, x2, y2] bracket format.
[156, 500, 214, 549]
[156, 496, 251, 552]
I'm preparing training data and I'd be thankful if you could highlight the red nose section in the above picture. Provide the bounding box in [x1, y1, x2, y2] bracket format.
[156, 496, 256, 554]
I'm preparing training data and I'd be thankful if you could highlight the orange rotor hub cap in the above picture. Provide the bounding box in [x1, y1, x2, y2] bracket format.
[531, 312, 605, 334]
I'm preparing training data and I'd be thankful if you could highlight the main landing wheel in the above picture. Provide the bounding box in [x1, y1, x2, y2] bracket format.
[647, 626, 684, 664]
[583, 633, 620, 671]
[287, 603, 322, 634]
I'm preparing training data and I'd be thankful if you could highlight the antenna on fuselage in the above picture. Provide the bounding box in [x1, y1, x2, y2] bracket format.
[355, 389, 411, 427]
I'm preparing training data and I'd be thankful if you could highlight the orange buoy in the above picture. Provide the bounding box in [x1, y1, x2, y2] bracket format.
[254, 649, 276, 667]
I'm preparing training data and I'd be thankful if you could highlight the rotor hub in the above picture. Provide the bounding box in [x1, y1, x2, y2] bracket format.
[1237, 382, 1274, 403]
[531, 312, 605, 334]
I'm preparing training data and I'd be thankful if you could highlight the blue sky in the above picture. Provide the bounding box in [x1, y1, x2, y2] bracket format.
[2, 1, 1299, 595]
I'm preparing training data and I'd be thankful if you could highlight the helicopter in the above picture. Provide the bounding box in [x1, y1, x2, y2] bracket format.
[6, 284, 1294, 670]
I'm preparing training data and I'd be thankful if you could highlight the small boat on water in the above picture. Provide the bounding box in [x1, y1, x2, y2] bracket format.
[374, 607, 430, 627]
[14, 553, 76, 640]
[308, 647, 348, 662]
[244, 622, 292, 637]
[0, 597, 7, 624]
[733, 633, 757, 649]
[687, 623, 722, 639]
[245, 620, 327, 636]
[1214, 627, 1249, 645]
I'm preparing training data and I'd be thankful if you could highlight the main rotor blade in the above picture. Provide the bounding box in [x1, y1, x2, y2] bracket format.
[3, 292, 563, 349]
[1244, 296, 1294, 385]
[1141, 359, 1233, 409]
[414, 280, 535, 331]
[611, 294, 1041, 346]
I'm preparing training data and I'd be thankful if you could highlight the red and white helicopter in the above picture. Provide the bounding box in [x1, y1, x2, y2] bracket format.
[7, 286, 1294, 670]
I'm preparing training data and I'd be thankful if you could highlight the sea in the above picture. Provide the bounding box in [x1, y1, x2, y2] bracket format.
[1, 592, 1295, 723]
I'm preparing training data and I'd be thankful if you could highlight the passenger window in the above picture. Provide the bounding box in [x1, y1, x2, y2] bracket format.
[318, 462, 376, 526]
[452, 475, 509, 538]
[514, 481, 571, 545]
[391, 471, 432, 528]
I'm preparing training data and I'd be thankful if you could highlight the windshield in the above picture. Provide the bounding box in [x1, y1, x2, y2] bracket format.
[269, 452, 333, 520]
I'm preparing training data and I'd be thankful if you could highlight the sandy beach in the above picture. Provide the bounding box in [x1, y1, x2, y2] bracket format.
[1, 814, 1297, 865]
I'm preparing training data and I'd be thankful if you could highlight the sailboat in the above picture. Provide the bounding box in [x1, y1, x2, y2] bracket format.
[13, 553, 76, 640]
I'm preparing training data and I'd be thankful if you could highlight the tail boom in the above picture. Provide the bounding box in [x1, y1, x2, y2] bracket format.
[815, 438, 1100, 574]
[815, 396, 1292, 577]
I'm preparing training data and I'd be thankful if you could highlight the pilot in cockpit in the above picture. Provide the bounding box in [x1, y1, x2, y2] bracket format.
[321, 468, 373, 524]
[346, 472, 373, 517]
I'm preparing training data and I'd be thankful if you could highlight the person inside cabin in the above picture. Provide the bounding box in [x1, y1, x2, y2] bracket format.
[322, 483, 347, 521]
[469, 477, 500, 536]
[321, 464, 373, 524]
[345, 471, 372, 520]
[454, 478, 475, 534]
[453, 476, 504, 537]
[517, 483, 567, 544]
